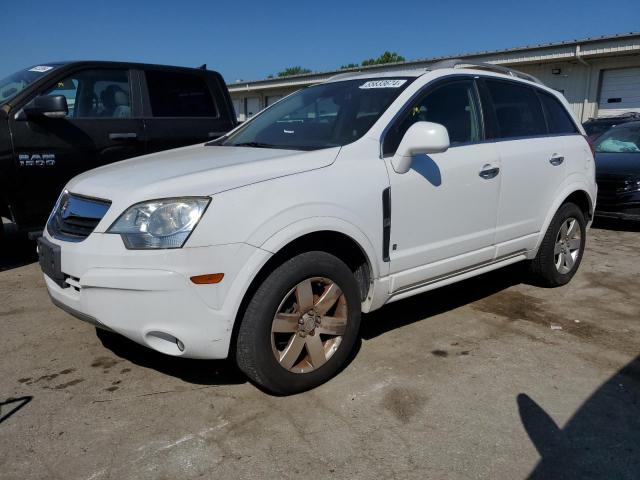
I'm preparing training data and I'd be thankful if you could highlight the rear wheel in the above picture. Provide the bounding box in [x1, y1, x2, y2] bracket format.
[529, 202, 586, 287]
[235, 251, 361, 395]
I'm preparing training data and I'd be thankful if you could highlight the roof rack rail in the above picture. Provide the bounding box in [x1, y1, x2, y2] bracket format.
[428, 59, 543, 85]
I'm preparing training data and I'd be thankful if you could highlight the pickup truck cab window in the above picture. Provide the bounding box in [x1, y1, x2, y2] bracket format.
[42, 69, 131, 118]
[145, 70, 217, 117]
[221, 78, 413, 151]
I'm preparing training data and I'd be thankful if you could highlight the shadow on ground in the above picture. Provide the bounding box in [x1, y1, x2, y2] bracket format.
[519, 356, 640, 479]
[361, 262, 528, 340]
[96, 328, 247, 387]
[0, 235, 38, 272]
[592, 217, 640, 233]
[0, 396, 33, 425]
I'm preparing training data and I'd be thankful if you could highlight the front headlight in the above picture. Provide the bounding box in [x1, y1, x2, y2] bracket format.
[108, 197, 210, 249]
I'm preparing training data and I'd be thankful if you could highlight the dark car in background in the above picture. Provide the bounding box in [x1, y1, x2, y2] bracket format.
[594, 121, 640, 221]
[0, 61, 237, 237]
[583, 112, 640, 140]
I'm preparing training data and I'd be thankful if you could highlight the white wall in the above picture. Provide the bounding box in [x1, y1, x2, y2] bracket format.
[230, 54, 640, 123]
[518, 55, 640, 121]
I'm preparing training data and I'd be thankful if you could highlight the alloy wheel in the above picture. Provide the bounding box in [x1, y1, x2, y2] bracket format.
[271, 277, 348, 374]
[554, 217, 582, 274]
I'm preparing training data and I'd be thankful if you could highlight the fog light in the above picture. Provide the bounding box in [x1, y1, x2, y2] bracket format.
[176, 339, 185, 352]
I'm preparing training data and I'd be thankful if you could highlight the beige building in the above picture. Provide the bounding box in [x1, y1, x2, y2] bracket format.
[229, 32, 640, 123]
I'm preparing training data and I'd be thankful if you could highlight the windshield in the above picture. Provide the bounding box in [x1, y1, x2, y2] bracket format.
[221, 78, 414, 150]
[0, 65, 60, 104]
[595, 122, 640, 153]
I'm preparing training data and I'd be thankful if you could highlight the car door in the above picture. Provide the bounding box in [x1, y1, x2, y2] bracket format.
[141, 69, 234, 153]
[9, 67, 144, 228]
[382, 77, 501, 292]
[479, 78, 568, 256]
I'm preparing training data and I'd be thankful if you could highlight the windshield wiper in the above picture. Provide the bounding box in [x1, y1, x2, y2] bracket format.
[231, 142, 281, 149]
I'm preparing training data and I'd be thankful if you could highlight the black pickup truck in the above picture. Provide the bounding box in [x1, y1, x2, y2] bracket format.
[0, 61, 237, 237]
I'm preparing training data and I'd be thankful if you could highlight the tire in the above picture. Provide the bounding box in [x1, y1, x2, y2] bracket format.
[236, 251, 362, 395]
[529, 202, 586, 287]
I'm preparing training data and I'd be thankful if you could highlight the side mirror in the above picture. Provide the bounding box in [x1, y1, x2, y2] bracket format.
[22, 95, 68, 119]
[391, 121, 450, 174]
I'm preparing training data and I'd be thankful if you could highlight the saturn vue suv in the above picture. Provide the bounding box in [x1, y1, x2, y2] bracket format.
[39, 62, 597, 394]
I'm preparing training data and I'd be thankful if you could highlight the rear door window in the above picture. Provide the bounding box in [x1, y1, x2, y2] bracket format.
[485, 79, 546, 139]
[538, 91, 579, 134]
[145, 70, 218, 117]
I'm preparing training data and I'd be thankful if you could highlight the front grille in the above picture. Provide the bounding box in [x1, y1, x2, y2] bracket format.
[47, 192, 111, 242]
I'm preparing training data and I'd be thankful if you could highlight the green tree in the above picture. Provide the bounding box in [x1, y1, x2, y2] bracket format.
[340, 63, 359, 70]
[361, 51, 406, 66]
[277, 66, 312, 77]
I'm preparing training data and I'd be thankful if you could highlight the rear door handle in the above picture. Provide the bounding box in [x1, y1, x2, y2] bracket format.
[549, 154, 564, 166]
[109, 133, 138, 141]
[479, 164, 500, 179]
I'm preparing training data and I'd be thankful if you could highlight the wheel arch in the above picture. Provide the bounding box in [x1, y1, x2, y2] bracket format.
[259, 226, 376, 303]
[228, 227, 378, 358]
[534, 186, 595, 255]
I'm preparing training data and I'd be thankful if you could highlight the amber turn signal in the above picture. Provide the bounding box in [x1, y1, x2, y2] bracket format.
[190, 273, 224, 284]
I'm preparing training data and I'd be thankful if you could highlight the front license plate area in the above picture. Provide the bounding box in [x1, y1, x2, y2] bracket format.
[37, 237, 66, 288]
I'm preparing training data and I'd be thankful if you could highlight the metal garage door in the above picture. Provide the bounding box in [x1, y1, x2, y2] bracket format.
[232, 98, 243, 122]
[246, 97, 261, 118]
[265, 95, 283, 107]
[598, 68, 640, 117]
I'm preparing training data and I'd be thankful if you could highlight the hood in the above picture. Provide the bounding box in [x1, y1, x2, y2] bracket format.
[67, 143, 340, 201]
[595, 152, 640, 177]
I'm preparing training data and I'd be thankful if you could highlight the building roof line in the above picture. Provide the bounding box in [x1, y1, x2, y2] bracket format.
[228, 31, 640, 88]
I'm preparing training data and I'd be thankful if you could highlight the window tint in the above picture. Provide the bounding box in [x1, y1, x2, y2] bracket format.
[384, 79, 482, 155]
[538, 91, 578, 134]
[145, 71, 217, 117]
[485, 80, 546, 138]
[43, 69, 131, 118]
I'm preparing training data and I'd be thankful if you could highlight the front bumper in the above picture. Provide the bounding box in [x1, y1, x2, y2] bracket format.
[42, 232, 271, 359]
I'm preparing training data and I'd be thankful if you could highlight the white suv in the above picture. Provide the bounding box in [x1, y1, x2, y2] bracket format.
[39, 63, 597, 394]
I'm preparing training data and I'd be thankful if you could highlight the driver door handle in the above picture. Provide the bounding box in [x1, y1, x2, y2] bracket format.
[109, 132, 138, 141]
[479, 164, 500, 179]
[549, 154, 564, 166]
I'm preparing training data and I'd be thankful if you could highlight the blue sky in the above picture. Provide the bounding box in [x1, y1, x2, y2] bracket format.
[3, 0, 639, 82]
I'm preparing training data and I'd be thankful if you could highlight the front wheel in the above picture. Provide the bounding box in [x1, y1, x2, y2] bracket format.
[529, 202, 586, 287]
[235, 251, 362, 395]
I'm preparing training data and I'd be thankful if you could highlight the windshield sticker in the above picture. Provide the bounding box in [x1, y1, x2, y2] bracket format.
[359, 79, 407, 89]
[29, 66, 54, 73]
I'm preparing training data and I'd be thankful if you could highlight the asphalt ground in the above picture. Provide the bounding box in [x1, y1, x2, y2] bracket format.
[1, 219, 639, 479]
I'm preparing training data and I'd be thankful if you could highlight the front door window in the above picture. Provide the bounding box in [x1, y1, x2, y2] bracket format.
[43, 69, 131, 118]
